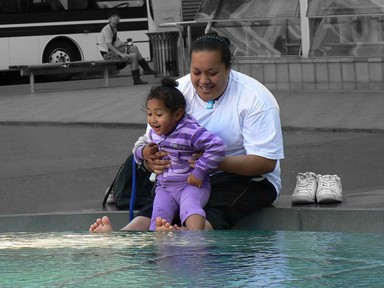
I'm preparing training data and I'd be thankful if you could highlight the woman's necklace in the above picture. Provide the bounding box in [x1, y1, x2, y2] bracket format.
[196, 75, 230, 109]
[205, 85, 228, 109]
[206, 100, 215, 109]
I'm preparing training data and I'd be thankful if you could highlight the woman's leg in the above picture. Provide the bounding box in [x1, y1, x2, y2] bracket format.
[121, 216, 151, 231]
[90, 196, 154, 233]
[89, 215, 151, 233]
[204, 173, 277, 230]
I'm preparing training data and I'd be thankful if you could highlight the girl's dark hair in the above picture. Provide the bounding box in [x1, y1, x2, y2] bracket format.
[190, 31, 232, 68]
[147, 77, 186, 113]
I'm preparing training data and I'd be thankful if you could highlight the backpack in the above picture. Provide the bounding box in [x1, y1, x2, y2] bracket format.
[102, 154, 154, 210]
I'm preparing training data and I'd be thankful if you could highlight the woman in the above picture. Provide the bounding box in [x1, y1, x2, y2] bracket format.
[90, 32, 284, 232]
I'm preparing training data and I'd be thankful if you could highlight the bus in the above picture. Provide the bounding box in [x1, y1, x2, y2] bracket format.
[0, 0, 154, 74]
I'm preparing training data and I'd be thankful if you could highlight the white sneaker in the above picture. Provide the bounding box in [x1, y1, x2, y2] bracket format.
[316, 174, 343, 203]
[291, 172, 318, 204]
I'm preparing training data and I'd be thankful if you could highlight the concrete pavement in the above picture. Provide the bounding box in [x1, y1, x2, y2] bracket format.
[1, 71, 384, 132]
[1, 70, 384, 233]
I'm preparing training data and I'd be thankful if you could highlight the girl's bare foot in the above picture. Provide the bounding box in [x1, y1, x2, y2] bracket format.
[89, 216, 114, 233]
[155, 217, 183, 231]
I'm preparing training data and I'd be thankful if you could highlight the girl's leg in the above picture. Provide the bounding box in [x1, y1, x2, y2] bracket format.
[150, 186, 178, 231]
[179, 181, 210, 230]
[185, 214, 206, 230]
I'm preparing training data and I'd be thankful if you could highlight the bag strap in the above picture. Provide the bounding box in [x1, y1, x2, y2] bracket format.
[102, 163, 124, 208]
[109, 24, 117, 45]
[129, 156, 137, 222]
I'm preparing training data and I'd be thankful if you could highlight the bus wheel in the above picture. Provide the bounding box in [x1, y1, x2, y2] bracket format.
[43, 40, 81, 81]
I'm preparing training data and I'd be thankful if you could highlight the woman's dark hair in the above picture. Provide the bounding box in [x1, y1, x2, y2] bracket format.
[190, 31, 232, 68]
[147, 77, 186, 113]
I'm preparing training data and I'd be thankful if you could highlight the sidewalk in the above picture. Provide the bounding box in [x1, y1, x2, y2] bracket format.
[1, 73, 384, 132]
[1, 73, 384, 233]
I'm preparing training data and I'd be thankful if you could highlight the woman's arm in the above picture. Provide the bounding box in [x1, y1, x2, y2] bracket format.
[189, 154, 276, 176]
[218, 154, 276, 176]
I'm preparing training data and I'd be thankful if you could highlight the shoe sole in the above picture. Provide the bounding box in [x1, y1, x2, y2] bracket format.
[291, 195, 316, 204]
[317, 194, 342, 204]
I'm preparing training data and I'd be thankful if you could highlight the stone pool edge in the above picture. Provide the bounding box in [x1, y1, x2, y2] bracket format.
[1, 207, 383, 234]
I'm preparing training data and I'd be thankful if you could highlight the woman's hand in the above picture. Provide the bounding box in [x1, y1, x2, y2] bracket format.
[187, 151, 203, 168]
[144, 150, 170, 174]
[142, 143, 159, 160]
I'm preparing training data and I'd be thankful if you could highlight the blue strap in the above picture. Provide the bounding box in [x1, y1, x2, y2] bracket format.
[129, 156, 137, 222]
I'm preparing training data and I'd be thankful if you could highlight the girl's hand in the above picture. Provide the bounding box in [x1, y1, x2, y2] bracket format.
[187, 174, 203, 188]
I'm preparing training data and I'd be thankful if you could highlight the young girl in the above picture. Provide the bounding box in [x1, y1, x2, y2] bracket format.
[134, 77, 226, 230]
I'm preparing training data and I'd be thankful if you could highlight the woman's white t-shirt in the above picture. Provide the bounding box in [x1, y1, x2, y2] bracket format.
[177, 70, 284, 194]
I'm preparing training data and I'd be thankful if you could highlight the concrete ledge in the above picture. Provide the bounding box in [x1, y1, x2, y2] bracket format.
[1, 207, 384, 234]
[233, 207, 384, 233]
[0, 212, 131, 233]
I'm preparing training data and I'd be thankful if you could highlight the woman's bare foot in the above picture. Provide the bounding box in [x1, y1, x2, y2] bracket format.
[89, 216, 114, 233]
[155, 217, 183, 231]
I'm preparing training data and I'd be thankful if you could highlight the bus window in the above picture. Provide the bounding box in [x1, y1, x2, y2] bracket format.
[67, 0, 88, 10]
[0, 0, 18, 13]
[47, 0, 65, 11]
[19, 0, 30, 12]
[29, 0, 66, 12]
[94, 1, 145, 9]
[31, 3, 53, 12]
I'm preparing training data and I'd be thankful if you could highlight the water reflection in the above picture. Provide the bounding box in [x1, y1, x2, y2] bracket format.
[1, 230, 384, 287]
